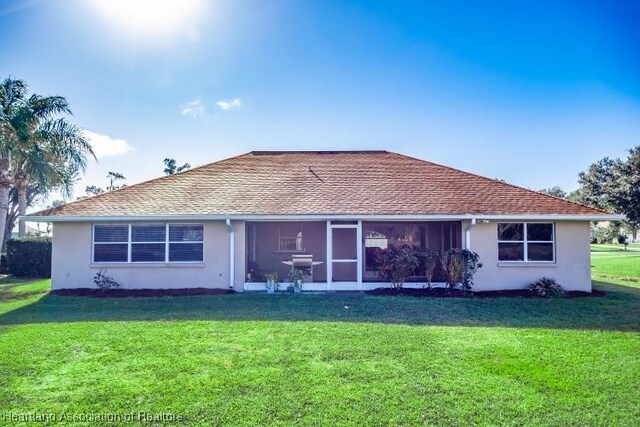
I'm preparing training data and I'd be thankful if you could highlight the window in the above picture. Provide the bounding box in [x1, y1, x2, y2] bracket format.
[497, 222, 554, 262]
[93, 225, 128, 262]
[279, 224, 303, 251]
[132, 225, 166, 262]
[93, 224, 204, 263]
[169, 225, 204, 262]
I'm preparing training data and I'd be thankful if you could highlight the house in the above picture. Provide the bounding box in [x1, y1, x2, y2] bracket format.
[25, 150, 621, 292]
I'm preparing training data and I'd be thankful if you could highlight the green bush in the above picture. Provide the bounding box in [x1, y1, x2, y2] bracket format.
[6, 236, 52, 278]
[528, 277, 565, 298]
[440, 248, 482, 290]
[592, 224, 620, 244]
[373, 244, 421, 289]
[0, 255, 9, 274]
[93, 269, 120, 290]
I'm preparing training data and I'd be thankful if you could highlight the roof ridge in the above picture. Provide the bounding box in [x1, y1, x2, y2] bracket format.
[388, 151, 609, 215]
[250, 150, 388, 155]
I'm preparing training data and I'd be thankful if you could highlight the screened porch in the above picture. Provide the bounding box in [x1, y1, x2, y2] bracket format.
[244, 220, 462, 289]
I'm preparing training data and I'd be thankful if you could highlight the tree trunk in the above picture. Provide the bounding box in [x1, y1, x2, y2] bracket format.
[15, 171, 29, 237]
[0, 159, 13, 266]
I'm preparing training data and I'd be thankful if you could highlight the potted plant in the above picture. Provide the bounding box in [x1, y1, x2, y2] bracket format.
[264, 272, 279, 294]
[287, 268, 304, 293]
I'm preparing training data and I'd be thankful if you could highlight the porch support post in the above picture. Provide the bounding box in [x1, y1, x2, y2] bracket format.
[226, 219, 235, 289]
[356, 220, 363, 289]
[326, 220, 332, 291]
[465, 218, 477, 251]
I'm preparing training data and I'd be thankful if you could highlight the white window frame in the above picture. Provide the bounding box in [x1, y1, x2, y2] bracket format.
[92, 223, 204, 264]
[168, 223, 205, 263]
[92, 224, 130, 263]
[130, 224, 167, 263]
[497, 222, 555, 263]
[278, 223, 304, 252]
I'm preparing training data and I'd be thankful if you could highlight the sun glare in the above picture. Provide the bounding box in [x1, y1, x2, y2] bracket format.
[91, 0, 205, 39]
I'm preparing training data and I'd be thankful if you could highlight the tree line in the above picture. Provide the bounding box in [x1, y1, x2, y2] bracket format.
[539, 147, 640, 240]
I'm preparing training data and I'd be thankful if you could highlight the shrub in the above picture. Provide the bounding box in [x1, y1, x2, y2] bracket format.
[93, 269, 120, 290]
[287, 268, 304, 292]
[0, 255, 9, 274]
[6, 236, 52, 278]
[593, 224, 619, 244]
[264, 272, 279, 291]
[528, 277, 564, 298]
[440, 249, 482, 290]
[374, 244, 420, 290]
[420, 250, 440, 289]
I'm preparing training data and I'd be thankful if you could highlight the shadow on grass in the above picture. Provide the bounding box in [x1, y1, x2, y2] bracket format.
[0, 280, 638, 332]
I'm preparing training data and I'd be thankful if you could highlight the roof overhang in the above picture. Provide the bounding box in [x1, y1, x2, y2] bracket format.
[22, 213, 625, 223]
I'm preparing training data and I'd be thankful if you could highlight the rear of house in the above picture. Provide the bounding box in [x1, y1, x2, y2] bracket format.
[26, 151, 619, 292]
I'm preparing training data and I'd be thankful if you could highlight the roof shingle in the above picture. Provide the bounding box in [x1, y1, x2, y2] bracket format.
[31, 151, 608, 217]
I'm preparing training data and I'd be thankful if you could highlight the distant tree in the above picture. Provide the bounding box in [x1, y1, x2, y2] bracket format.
[609, 147, 640, 239]
[85, 185, 104, 196]
[573, 158, 621, 211]
[163, 158, 190, 175]
[566, 190, 583, 204]
[573, 148, 640, 241]
[106, 171, 126, 191]
[539, 186, 567, 199]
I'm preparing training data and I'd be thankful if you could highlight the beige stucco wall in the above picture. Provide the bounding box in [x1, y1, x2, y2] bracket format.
[51, 219, 591, 292]
[463, 220, 591, 291]
[51, 221, 238, 290]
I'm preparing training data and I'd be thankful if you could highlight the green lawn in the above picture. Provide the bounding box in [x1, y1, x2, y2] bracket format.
[591, 243, 640, 253]
[0, 278, 639, 426]
[591, 250, 640, 281]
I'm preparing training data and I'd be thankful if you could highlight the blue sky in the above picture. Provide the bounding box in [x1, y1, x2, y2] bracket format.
[1, 0, 639, 207]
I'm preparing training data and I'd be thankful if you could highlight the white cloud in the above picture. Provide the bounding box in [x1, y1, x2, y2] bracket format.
[216, 98, 242, 111]
[83, 130, 133, 159]
[180, 98, 205, 118]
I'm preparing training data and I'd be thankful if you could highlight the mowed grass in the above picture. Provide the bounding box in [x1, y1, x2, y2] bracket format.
[0, 279, 639, 426]
[591, 249, 640, 280]
[591, 243, 640, 253]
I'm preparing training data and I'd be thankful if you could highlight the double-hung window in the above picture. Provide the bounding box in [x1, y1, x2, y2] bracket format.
[93, 224, 204, 263]
[93, 225, 129, 262]
[169, 225, 204, 262]
[131, 225, 166, 262]
[497, 222, 555, 262]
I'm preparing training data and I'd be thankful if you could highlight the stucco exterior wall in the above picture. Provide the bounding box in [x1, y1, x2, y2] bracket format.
[464, 220, 591, 291]
[51, 219, 591, 292]
[51, 221, 234, 290]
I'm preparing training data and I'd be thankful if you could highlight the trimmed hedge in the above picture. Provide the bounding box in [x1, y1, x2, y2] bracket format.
[0, 255, 8, 274]
[6, 236, 52, 278]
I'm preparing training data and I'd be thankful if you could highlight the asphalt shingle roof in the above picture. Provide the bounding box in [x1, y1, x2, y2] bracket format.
[32, 151, 607, 217]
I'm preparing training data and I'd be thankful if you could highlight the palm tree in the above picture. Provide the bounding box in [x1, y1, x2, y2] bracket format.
[12, 103, 94, 236]
[0, 77, 94, 243]
[0, 78, 28, 251]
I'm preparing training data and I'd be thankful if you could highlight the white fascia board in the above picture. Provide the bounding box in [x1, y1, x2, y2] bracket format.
[22, 213, 625, 223]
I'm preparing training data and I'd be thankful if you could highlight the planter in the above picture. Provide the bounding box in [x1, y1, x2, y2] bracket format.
[266, 280, 277, 294]
[293, 280, 303, 293]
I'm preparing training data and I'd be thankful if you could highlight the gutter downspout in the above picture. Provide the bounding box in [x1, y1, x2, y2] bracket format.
[465, 218, 477, 251]
[225, 219, 235, 289]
